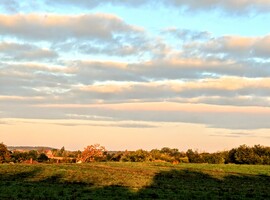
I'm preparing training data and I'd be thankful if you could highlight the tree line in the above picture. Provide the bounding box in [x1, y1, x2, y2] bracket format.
[1, 142, 270, 165]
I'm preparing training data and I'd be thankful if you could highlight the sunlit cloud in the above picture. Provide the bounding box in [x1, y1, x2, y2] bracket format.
[0, 13, 143, 41]
[0, 42, 58, 61]
[184, 35, 270, 59]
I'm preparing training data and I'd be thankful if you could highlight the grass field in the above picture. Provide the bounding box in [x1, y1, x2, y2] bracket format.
[0, 162, 270, 199]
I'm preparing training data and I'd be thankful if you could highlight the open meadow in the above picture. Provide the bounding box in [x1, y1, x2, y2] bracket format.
[0, 162, 270, 199]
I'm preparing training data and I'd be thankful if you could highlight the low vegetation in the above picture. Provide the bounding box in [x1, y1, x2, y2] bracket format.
[0, 162, 269, 199]
[1, 142, 270, 199]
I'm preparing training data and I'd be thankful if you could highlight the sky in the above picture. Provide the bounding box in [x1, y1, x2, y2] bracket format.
[1, 0, 270, 152]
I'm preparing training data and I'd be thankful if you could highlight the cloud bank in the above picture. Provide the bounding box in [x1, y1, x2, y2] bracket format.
[0, 5, 270, 132]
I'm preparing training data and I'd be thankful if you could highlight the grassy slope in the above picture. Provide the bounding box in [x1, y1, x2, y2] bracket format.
[0, 162, 270, 199]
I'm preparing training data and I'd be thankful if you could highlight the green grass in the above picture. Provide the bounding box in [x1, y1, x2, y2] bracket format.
[0, 162, 270, 199]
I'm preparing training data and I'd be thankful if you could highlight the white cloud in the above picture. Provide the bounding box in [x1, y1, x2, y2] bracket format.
[0, 13, 143, 42]
[0, 42, 58, 61]
[185, 35, 270, 59]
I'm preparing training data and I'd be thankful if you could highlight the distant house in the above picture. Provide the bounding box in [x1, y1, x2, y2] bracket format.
[44, 150, 76, 163]
[45, 150, 54, 158]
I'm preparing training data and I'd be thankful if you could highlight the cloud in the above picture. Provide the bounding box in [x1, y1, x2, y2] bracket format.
[49, 0, 270, 14]
[71, 60, 144, 84]
[185, 35, 270, 59]
[41, 0, 270, 14]
[162, 27, 211, 41]
[167, 0, 270, 13]
[187, 96, 270, 107]
[56, 36, 148, 58]
[0, 120, 9, 125]
[2, 102, 270, 130]
[69, 77, 270, 104]
[0, 62, 74, 99]
[2, 56, 270, 107]
[53, 30, 169, 59]
[53, 122, 158, 128]
[0, 13, 142, 42]
[0, 12, 269, 133]
[0, 13, 155, 58]
[3, 0, 270, 15]
[0, 0, 43, 13]
[130, 57, 270, 80]
[48, 0, 151, 8]
[0, 0, 20, 12]
[0, 42, 58, 61]
[210, 132, 255, 138]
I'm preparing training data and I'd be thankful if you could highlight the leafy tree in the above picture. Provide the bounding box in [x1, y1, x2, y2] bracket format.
[234, 145, 252, 164]
[253, 145, 270, 164]
[81, 144, 106, 162]
[11, 150, 41, 163]
[253, 145, 266, 157]
[109, 152, 124, 161]
[27, 150, 38, 160]
[160, 147, 180, 157]
[120, 149, 151, 162]
[227, 145, 270, 165]
[132, 149, 151, 162]
[120, 151, 133, 162]
[0, 143, 10, 163]
[228, 148, 237, 163]
[159, 147, 186, 163]
[37, 153, 49, 162]
[186, 149, 203, 163]
[11, 151, 28, 163]
[202, 153, 225, 164]
[149, 149, 162, 161]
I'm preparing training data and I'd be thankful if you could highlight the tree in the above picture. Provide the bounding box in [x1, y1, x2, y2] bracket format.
[202, 153, 225, 164]
[60, 146, 65, 156]
[37, 153, 49, 162]
[160, 147, 180, 157]
[11, 151, 28, 163]
[150, 149, 162, 161]
[27, 150, 38, 160]
[233, 145, 259, 164]
[0, 143, 10, 163]
[186, 149, 203, 163]
[109, 151, 124, 161]
[120, 149, 151, 162]
[81, 144, 106, 162]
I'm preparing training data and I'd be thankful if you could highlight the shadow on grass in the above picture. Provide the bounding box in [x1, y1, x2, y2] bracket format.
[0, 166, 42, 181]
[0, 167, 270, 199]
[0, 166, 91, 199]
[135, 170, 270, 199]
